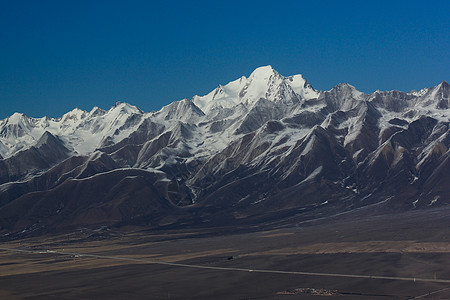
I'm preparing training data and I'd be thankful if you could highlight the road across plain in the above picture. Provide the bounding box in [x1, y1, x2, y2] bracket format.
[1, 246, 450, 284]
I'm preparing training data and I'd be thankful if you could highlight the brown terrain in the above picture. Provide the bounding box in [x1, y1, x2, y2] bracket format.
[1, 206, 449, 299]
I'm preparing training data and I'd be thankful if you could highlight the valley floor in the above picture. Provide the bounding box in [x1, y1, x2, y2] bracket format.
[0, 206, 449, 299]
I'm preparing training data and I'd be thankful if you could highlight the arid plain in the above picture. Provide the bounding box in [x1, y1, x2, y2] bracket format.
[1, 206, 449, 299]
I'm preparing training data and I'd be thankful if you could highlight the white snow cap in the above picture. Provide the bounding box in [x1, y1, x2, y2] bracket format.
[193, 65, 319, 113]
[248, 65, 279, 78]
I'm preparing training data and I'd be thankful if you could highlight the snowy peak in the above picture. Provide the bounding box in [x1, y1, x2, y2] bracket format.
[61, 107, 92, 124]
[109, 101, 143, 115]
[244, 66, 319, 102]
[193, 66, 319, 113]
[240, 65, 299, 105]
[192, 76, 247, 113]
[1, 69, 447, 162]
[156, 98, 204, 123]
[0, 102, 147, 158]
[323, 83, 366, 112]
[432, 80, 449, 109]
[286, 74, 319, 100]
[0, 113, 32, 138]
[6, 112, 29, 124]
[330, 83, 363, 97]
[248, 65, 280, 80]
[89, 106, 107, 117]
[413, 81, 450, 110]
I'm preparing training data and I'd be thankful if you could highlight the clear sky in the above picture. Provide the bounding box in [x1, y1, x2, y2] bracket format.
[1, 0, 449, 119]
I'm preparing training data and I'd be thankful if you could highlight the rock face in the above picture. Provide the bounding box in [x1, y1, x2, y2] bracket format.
[0, 66, 448, 235]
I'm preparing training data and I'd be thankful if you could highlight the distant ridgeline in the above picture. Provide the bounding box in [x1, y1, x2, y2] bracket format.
[0, 66, 448, 236]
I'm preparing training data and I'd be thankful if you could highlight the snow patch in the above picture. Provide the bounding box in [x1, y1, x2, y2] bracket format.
[428, 196, 440, 206]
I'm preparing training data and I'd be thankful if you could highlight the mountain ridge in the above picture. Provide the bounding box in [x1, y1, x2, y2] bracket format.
[0, 66, 448, 236]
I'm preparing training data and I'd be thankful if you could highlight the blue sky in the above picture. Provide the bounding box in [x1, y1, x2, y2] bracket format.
[0, 0, 449, 119]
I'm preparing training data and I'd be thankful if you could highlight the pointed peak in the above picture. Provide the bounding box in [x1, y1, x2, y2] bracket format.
[5, 112, 33, 126]
[329, 83, 365, 102]
[111, 101, 130, 110]
[88, 106, 106, 117]
[157, 97, 204, 121]
[63, 107, 87, 117]
[35, 131, 64, 148]
[62, 107, 87, 120]
[41, 130, 54, 137]
[37, 130, 55, 141]
[108, 102, 142, 114]
[178, 98, 203, 112]
[335, 82, 357, 90]
[161, 97, 201, 110]
[8, 112, 28, 122]
[439, 80, 449, 88]
[249, 65, 280, 79]
[70, 107, 85, 113]
[331, 82, 362, 94]
[90, 106, 101, 112]
[10, 112, 26, 117]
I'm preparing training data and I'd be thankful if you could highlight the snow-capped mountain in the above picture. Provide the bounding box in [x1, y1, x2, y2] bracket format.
[192, 65, 319, 114]
[0, 102, 143, 158]
[0, 66, 448, 236]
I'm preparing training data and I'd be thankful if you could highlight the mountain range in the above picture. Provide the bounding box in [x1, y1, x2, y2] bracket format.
[0, 66, 448, 236]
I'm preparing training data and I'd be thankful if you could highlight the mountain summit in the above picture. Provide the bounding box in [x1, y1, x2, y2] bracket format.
[192, 65, 319, 113]
[0, 67, 448, 236]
